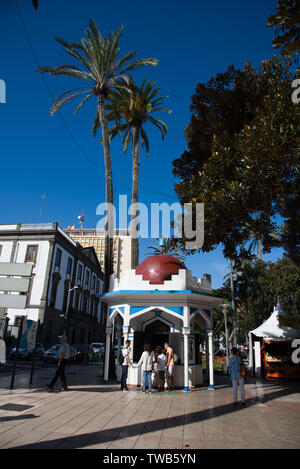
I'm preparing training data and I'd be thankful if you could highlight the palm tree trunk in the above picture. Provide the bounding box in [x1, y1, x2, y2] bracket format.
[97, 94, 114, 292]
[130, 126, 140, 268]
[258, 238, 263, 261]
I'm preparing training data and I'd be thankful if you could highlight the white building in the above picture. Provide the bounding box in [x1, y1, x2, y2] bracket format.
[0, 223, 104, 347]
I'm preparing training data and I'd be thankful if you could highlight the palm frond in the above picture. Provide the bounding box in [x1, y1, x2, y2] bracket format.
[38, 20, 158, 143]
[50, 87, 90, 115]
[121, 58, 158, 74]
[73, 90, 94, 115]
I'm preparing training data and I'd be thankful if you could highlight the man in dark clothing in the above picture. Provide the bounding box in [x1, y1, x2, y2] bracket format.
[47, 335, 70, 392]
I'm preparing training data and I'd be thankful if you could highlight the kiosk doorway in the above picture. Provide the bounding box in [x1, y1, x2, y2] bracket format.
[133, 320, 170, 361]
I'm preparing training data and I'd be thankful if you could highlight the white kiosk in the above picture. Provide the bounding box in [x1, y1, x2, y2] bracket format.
[101, 255, 221, 390]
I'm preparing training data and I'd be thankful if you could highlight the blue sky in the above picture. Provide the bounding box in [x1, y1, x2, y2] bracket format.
[0, 0, 284, 288]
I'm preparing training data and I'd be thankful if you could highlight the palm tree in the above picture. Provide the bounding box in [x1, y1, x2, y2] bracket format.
[241, 230, 263, 261]
[241, 226, 280, 261]
[37, 20, 157, 290]
[94, 78, 171, 267]
[147, 238, 185, 262]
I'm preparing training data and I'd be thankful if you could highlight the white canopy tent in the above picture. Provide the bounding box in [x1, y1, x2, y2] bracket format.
[249, 298, 300, 376]
[250, 298, 300, 340]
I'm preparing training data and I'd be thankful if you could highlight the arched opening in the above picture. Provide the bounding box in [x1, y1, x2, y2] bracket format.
[145, 319, 170, 351]
[133, 318, 170, 362]
[192, 312, 211, 380]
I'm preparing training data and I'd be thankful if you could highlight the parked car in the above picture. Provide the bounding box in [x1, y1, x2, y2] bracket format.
[69, 346, 78, 363]
[89, 342, 104, 353]
[43, 344, 77, 363]
[9, 343, 45, 360]
[73, 344, 89, 361]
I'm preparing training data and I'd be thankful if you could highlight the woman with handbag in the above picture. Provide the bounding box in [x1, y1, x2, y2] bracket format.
[228, 347, 246, 406]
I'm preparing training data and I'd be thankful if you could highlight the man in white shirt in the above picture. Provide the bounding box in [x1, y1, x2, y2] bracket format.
[121, 340, 132, 392]
[47, 335, 70, 392]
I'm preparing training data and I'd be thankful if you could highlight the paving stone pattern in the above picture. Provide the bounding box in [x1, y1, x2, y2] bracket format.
[0, 365, 299, 449]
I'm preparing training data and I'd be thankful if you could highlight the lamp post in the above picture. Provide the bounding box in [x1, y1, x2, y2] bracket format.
[229, 259, 237, 347]
[220, 303, 230, 369]
[61, 285, 79, 337]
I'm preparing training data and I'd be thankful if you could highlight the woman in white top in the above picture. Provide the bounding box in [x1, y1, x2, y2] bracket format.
[133, 343, 154, 393]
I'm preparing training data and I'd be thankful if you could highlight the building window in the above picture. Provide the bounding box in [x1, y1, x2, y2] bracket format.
[67, 257, 73, 275]
[92, 275, 96, 291]
[75, 288, 80, 312]
[85, 270, 90, 289]
[77, 264, 82, 285]
[25, 245, 38, 263]
[62, 280, 70, 312]
[82, 294, 88, 315]
[50, 273, 60, 308]
[55, 248, 62, 268]
[50, 282, 58, 308]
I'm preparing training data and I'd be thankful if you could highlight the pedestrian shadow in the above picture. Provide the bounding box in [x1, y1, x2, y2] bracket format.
[64, 387, 121, 393]
[29, 386, 121, 394]
[10, 384, 299, 449]
[0, 414, 38, 422]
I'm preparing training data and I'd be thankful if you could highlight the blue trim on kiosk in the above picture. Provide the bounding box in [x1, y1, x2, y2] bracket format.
[101, 289, 214, 298]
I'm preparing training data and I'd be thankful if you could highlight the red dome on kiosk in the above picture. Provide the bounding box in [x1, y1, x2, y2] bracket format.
[136, 255, 186, 285]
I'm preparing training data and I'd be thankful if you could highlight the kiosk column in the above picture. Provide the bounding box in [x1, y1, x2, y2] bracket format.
[207, 329, 215, 389]
[103, 326, 112, 384]
[182, 327, 191, 391]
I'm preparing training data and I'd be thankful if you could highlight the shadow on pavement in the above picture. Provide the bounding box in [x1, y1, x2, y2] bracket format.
[0, 414, 38, 423]
[10, 383, 299, 449]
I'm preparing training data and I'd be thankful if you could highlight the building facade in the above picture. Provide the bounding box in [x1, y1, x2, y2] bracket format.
[0, 223, 104, 347]
[64, 228, 134, 278]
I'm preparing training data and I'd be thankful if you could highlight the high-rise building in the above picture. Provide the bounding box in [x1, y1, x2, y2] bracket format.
[64, 228, 134, 278]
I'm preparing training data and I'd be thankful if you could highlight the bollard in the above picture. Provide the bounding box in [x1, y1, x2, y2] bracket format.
[10, 316, 24, 390]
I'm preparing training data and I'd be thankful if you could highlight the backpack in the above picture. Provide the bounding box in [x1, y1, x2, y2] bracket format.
[173, 353, 179, 365]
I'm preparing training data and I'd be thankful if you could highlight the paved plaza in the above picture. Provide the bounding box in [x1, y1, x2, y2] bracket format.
[0, 364, 299, 449]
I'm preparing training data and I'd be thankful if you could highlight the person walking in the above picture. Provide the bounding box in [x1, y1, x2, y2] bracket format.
[133, 343, 154, 393]
[121, 339, 132, 392]
[164, 342, 175, 390]
[47, 335, 70, 392]
[228, 347, 246, 406]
